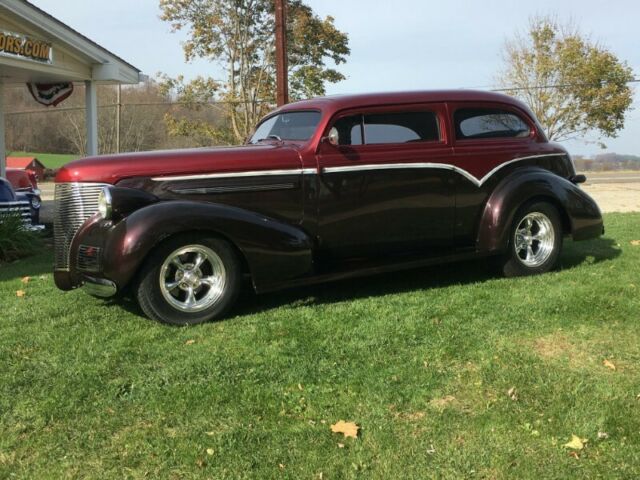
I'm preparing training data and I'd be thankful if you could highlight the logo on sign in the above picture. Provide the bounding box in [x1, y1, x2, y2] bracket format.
[0, 30, 52, 63]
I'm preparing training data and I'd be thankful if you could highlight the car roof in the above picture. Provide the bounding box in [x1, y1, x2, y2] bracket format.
[276, 89, 533, 116]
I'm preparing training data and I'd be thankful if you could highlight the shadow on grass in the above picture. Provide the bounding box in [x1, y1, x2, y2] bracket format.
[232, 236, 622, 318]
[73, 236, 623, 323]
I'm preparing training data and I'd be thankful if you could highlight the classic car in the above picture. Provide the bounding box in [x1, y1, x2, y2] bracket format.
[6, 168, 41, 224]
[53, 90, 603, 325]
[0, 177, 42, 228]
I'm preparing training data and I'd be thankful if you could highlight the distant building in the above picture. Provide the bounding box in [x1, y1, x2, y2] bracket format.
[7, 156, 45, 179]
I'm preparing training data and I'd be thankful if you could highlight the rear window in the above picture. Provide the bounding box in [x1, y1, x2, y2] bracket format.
[331, 111, 440, 146]
[455, 108, 530, 139]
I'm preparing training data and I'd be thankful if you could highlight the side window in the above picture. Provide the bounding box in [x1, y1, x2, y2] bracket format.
[455, 108, 530, 139]
[333, 115, 363, 145]
[364, 111, 440, 144]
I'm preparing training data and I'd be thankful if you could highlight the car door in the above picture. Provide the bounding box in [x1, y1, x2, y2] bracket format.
[315, 103, 455, 260]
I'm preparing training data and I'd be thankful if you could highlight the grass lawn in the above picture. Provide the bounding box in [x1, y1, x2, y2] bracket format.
[1, 213, 639, 478]
[7, 151, 79, 169]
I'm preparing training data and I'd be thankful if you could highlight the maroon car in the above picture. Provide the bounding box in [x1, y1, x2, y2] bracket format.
[53, 90, 603, 325]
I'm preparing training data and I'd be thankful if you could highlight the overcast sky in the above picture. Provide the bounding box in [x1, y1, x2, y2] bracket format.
[30, 0, 640, 156]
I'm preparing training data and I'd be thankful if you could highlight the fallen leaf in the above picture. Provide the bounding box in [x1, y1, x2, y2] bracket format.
[16, 290, 26, 297]
[21, 276, 31, 284]
[603, 359, 616, 370]
[426, 444, 436, 455]
[597, 431, 609, 440]
[630, 240, 640, 246]
[563, 434, 587, 450]
[196, 458, 206, 468]
[507, 387, 518, 401]
[206, 448, 214, 456]
[298, 383, 304, 390]
[205, 431, 215, 436]
[278, 463, 285, 469]
[330, 420, 359, 439]
[185, 339, 196, 345]
[337, 443, 345, 448]
[568, 451, 580, 460]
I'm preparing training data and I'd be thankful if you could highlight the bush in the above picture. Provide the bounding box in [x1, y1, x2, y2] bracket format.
[0, 214, 42, 262]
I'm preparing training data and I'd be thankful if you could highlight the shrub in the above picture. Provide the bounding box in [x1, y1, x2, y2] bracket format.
[0, 214, 42, 262]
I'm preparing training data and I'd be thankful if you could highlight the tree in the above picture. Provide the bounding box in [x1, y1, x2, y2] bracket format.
[159, 0, 350, 143]
[499, 16, 634, 145]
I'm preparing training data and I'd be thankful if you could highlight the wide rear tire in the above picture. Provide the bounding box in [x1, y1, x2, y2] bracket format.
[136, 234, 242, 325]
[497, 201, 563, 278]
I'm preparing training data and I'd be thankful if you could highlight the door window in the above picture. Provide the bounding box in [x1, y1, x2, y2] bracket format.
[330, 111, 440, 146]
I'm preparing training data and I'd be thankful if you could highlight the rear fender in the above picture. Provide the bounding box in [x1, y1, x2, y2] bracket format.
[476, 168, 603, 253]
[97, 201, 314, 292]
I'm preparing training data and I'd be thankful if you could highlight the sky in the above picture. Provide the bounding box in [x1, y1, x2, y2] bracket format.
[29, 0, 640, 156]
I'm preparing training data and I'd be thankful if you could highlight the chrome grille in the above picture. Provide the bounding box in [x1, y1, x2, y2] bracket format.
[0, 201, 32, 225]
[54, 182, 108, 270]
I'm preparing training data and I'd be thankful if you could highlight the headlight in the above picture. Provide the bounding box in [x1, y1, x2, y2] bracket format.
[97, 187, 112, 219]
[30, 196, 41, 209]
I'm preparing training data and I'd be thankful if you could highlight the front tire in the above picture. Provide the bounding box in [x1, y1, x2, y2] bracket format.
[136, 234, 242, 325]
[497, 201, 563, 278]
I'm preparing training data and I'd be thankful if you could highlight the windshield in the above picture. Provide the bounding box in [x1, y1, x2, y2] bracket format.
[248, 111, 321, 144]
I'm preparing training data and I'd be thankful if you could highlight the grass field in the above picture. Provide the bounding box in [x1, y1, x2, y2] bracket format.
[1, 213, 639, 478]
[7, 151, 79, 169]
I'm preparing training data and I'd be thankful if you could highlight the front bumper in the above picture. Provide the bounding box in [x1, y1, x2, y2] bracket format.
[82, 275, 117, 298]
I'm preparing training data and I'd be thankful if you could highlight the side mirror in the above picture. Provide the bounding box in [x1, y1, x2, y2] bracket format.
[321, 127, 340, 146]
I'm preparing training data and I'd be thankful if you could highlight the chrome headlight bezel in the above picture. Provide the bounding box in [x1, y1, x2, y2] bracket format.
[97, 186, 113, 219]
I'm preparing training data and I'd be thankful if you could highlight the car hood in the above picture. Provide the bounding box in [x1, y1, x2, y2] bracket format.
[55, 144, 304, 184]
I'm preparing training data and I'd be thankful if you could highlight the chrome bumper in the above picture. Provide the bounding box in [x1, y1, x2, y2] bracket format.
[82, 275, 117, 298]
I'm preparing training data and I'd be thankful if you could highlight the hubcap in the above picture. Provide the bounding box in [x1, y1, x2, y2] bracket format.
[514, 212, 555, 267]
[159, 244, 226, 312]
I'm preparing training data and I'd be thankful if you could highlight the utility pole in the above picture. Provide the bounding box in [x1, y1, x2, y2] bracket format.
[274, 0, 288, 106]
[115, 84, 121, 154]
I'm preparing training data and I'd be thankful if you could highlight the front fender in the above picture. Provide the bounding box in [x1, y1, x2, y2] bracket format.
[77, 200, 314, 293]
[477, 168, 603, 253]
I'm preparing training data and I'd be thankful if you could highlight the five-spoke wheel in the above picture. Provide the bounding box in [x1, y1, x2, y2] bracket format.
[136, 235, 241, 325]
[497, 201, 563, 277]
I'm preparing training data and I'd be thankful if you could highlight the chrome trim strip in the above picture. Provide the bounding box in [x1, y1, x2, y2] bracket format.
[171, 183, 296, 194]
[322, 153, 564, 186]
[149, 154, 563, 186]
[152, 168, 315, 182]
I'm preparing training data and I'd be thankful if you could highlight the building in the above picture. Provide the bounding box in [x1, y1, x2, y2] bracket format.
[7, 155, 45, 179]
[0, 0, 144, 177]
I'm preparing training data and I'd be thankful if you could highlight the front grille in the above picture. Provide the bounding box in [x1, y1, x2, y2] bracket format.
[0, 201, 32, 225]
[54, 182, 108, 270]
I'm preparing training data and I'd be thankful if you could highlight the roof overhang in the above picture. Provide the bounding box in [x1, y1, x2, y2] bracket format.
[0, 0, 143, 84]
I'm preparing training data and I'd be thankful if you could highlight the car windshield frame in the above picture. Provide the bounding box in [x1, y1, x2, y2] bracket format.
[248, 110, 322, 144]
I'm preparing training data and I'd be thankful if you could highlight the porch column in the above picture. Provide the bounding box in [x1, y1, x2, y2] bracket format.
[85, 80, 98, 156]
[0, 82, 5, 178]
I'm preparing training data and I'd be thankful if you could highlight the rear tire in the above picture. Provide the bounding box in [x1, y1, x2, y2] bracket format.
[497, 201, 563, 278]
[136, 234, 242, 325]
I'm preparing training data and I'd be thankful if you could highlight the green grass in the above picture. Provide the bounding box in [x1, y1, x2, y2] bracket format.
[7, 151, 79, 169]
[1, 213, 639, 479]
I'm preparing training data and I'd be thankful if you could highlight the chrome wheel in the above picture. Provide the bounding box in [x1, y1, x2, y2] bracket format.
[514, 212, 555, 267]
[159, 244, 226, 312]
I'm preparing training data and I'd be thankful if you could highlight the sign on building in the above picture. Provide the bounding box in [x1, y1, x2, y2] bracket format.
[0, 30, 52, 63]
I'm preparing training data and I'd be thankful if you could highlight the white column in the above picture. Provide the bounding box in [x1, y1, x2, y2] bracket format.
[0, 82, 5, 178]
[85, 80, 98, 156]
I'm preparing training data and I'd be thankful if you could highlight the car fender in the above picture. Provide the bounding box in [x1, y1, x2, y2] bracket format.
[476, 167, 603, 253]
[85, 200, 314, 293]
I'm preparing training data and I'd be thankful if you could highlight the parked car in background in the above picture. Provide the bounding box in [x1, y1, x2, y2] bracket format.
[5, 168, 41, 224]
[0, 177, 42, 228]
[53, 90, 603, 325]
